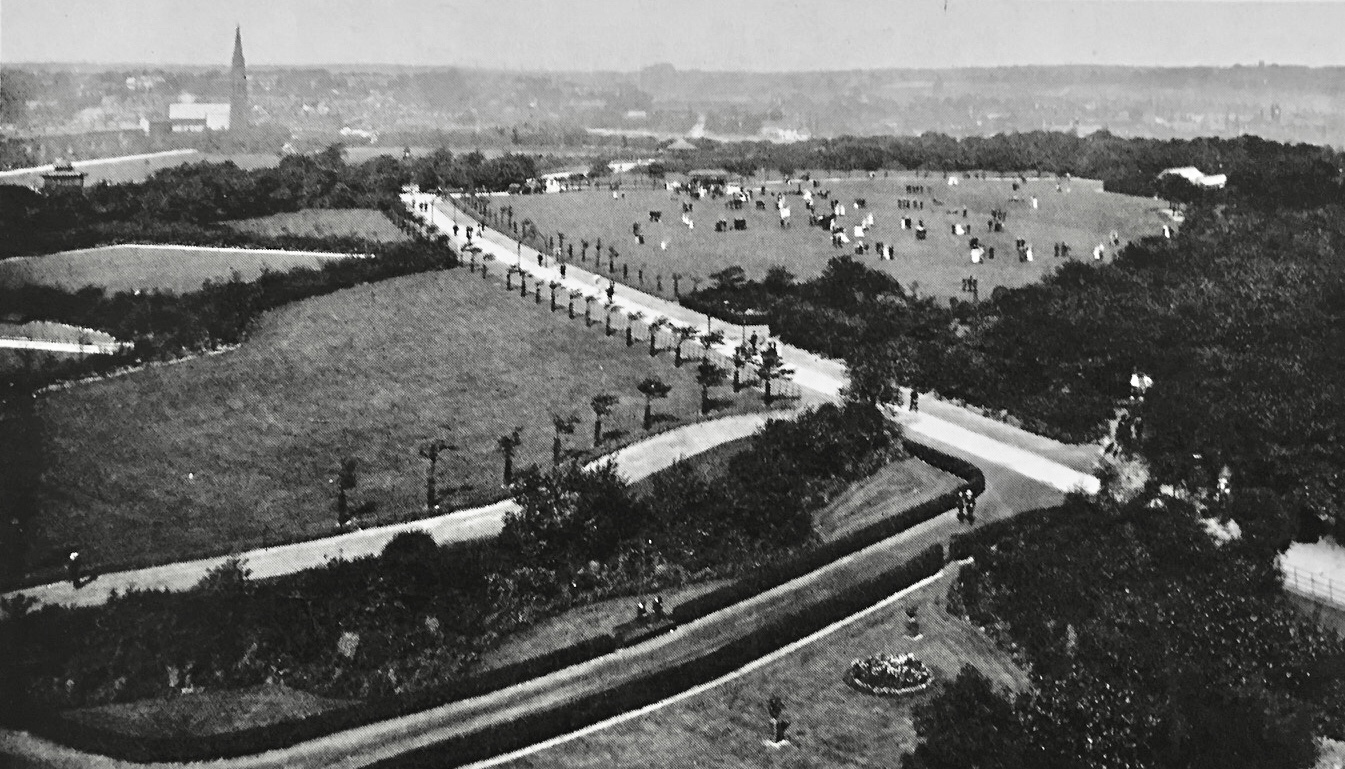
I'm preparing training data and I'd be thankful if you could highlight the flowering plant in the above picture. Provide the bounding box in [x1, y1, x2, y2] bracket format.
[848, 653, 933, 695]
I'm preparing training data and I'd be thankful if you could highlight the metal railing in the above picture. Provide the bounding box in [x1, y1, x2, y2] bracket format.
[1282, 562, 1345, 609]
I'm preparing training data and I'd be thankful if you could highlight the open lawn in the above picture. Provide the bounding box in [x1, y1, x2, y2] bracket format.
[485, 172, 1166, 301]
[0, 244, 356, 294]
[225, 208, 409, 242]
[502, 565, 1029, 769]
[12, 266, 769, 585]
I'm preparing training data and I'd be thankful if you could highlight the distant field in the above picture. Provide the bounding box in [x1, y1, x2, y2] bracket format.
[0, 244, 352, 294]
[490, 172, 1167, 301]
[13, 267, 769, 584]
[225, 208, 407, 242]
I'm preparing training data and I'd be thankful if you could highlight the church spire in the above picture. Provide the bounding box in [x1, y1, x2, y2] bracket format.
[230, 25, 248, 133]
[232, 25, 245, 69]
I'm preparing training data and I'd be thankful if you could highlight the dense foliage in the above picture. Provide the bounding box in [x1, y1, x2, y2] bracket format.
[687, 193, 1345, 537]
[663, 131, 1345, 203]
[0, 144, 536, 257]
[907, 492, 1343, 769]
[0, 402, 904, 720]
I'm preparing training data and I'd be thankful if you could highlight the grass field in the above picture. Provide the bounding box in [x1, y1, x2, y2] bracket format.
[13, 266, 769, 584]
[502, 565, 1028, 769]
[486, 172, 1167, 301]
[0, 244, 354, 294]
[225, 208, 409, 242]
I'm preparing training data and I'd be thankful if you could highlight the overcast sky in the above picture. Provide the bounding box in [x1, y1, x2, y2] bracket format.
[3, 0, 1343, 71]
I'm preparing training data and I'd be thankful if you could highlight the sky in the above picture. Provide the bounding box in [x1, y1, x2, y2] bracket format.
[3, 0, 1344, 71]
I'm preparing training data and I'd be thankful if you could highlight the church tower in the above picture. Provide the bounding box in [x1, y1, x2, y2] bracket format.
[229, 25, 248, 133]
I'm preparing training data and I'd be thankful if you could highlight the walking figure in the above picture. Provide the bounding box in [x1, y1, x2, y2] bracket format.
[636, 601, 647, 620]
[653, 596, 665, 619]
[909, 390, 919, 412]
[67, 550, 84, 588]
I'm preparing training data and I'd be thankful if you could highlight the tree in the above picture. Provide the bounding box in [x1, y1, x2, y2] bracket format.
[756, 344, 795, 404]
[590, 393, 620, 446]
[763, 265, 796, 294]
[551, 413, 580, 466]
[710, 266, 747, 291]
[418, 437, 453, 513]
[902, 666, 1026, 769]
[496, 427, 523, 486]
[637, 376, 673, 430]
[336, 456, 358, 525]
[672, 325, 698, 366]
[695, 359, 728, 415]
[844, 341, 920, 407]
[626, 310, 644, 346]
[648, 316, 669, 356]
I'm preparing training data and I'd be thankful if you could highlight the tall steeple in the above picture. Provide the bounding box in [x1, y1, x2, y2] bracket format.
[229, 25, 248, 133]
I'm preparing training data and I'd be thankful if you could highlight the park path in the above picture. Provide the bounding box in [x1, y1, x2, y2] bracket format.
[1, 413, 784, 612]
[418, 192, 1099, 495]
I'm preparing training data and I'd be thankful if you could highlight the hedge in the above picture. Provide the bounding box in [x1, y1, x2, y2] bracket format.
[947, 505, 1064, 561]
[20, 632, 619, 763]
[371, 543, 945, 769]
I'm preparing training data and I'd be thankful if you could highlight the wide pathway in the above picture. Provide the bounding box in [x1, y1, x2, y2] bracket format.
[2, 413, 784, 612]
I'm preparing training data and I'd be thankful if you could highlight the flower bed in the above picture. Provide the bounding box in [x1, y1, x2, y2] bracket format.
[846, 653, 934, 696]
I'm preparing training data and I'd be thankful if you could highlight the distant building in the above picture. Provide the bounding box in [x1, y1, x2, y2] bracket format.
[163, 27, 248, 133]
[42, 160, 86, 193]
[169, 97, 231, 132]
[1159, 166, 1227, 189]
[230, 25, 249, 134]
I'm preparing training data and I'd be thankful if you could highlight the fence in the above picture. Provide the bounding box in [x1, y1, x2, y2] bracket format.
[1281, 562, 1345, 609]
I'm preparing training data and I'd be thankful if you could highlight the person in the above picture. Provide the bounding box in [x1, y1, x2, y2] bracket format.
[636, 601, 647, 620]
[909, 390, 919, 412]
[749, 332, 759, 352]
[67, 550, 84, 588]
[653, 596, 665, 619]
[956, 493, 967, 522]
[606, 282, 616, 303]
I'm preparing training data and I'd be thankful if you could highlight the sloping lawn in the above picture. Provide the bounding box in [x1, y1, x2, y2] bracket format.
[14, 267, 767, 585]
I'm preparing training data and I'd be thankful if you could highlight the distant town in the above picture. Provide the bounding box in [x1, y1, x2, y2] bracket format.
[3, 27, 1344, 170]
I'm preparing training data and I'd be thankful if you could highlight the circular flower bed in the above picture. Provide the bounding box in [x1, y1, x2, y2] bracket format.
[847, 653, 934, 696]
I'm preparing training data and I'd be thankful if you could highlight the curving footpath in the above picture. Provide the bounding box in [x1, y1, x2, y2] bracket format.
[2, 412, 785, 612]
[1, 200, 1103, 768]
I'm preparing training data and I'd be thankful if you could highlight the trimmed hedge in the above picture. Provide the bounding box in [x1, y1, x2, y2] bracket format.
[947, 505, 1064, 561]
[372, 543, 945, 769]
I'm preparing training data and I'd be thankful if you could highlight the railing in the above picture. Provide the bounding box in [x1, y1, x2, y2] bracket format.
[1282, 562, 1345, 609]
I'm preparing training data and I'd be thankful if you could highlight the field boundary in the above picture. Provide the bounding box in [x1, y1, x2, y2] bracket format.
[18, 242, 372, 261]
[0, 149, 200, 179]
